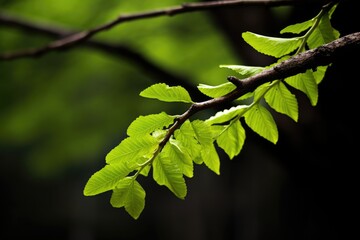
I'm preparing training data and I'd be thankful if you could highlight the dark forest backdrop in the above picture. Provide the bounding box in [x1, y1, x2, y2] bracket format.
[0, 1, 358, 240]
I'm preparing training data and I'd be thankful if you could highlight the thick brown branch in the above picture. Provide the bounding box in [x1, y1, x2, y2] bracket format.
[0, 0, 328, 60]
[163, 32, 360, 141]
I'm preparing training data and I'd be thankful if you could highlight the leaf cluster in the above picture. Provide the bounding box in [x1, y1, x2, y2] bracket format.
[84, 3, 340, 219]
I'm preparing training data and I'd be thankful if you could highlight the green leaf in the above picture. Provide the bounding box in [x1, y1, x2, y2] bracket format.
[174, 120, 202, 164]
[242, 31, 301, 58]
[244, 104, 278, 144]
[254, 83, 271, 102]
[216, 120, 246, 159]
[206, 105, 249, 125]
[164, 139, 194, 178]
[110, 177, 145, 220]
[307, 12, 340, 49]
[197, 82, 236, 98]
[264, 81, 298, 122]
[191, 120, 213, 146]
[220, 65, 264, 78]
[127, 112, 175, 137]
[313, 66, 328, 84]
[285, 69, 318, 106]
[152, 154, 187, 199]
[280, 18, 314, 34]
[83, 163, 131, 196]
[140, 83, 193, 103]
[106, 135, 158, 164]
[200, 143, 220, 175]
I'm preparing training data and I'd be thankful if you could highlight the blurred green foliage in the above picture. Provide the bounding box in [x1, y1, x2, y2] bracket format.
[0, 0, 239, 178]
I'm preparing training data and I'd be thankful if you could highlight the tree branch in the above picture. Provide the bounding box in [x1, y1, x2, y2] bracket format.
[0, 0, 328, 60]
[160, 32, 360, 145]
[0, 12, 206, 100]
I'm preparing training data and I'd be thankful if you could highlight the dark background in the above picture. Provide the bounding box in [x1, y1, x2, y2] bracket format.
[0, 0, 358, 239]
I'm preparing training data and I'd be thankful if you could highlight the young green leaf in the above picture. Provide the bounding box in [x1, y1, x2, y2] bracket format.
[152, 154, 187, 199]
[280, 18, 314, 34]
[164, 139, 194, 178]
[264, 81, 298, 122]
[253, 83, 271, 103]
[197, 82, 236, 98]
[110, 177, 146, 220]
[313, 66, 328, 84]
[285, 69, 318, 106]
[307, 11, 340, 49]
[220, 65, 264, 78]
[242, 31, 301, 58]
[174, 120, 202, 164]
[206, 105, 249, 125]
[140, 83, 193, 103]
[191, 120, 213, 146]
[216, 120, 246, 160]
[105, 135, 158, 164]
[244, 104, 278, 144]
[200, 143, 220, 175]
[83, 162, 131, 196]
[127, 112, 175, 137]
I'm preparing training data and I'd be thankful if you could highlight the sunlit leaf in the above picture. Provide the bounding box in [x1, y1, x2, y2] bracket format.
[140, 83, 193, 103]
[285, 70, 318, 106]
[174, 120, 202, 164]
[163, 139, 193, 178]
[200, 143, 220, 175]
[244, 104, 278, 144]
[127, 112, 175, 137]
[191, 120, 213, 146]
[313, 66, 328, 84]
[83, 163, 131, 196]
[106, 136, 158, 164]
[280, 18, 314, 34]
[110, 177, 145, 220]
[216, 120, 246, 159]
[152, 154, 187, 199]
[206, 105, 249, 125]
[307, 12, 340, 49]
[198, 82, 236, 98]
[242, 31, 301, 58]
[220, 65, 264, 78]
[264, 81, 298, 122]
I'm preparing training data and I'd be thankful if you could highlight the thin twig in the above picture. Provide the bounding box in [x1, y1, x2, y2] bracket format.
[0, 0, 326, 60]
